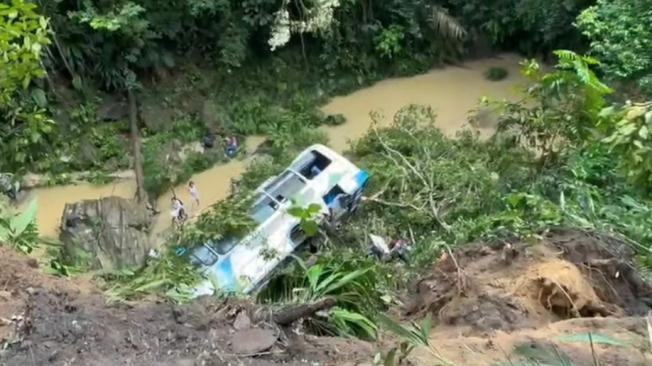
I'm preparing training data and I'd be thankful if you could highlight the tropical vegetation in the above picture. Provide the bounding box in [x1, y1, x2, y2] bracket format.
[1, 0, 652, 362]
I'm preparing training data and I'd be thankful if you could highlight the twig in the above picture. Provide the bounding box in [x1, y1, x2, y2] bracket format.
[362, 196, 422, 211]
[589, 332, 600, 366]
[444, 245, 466, 294]
[373, 127, 451, 231]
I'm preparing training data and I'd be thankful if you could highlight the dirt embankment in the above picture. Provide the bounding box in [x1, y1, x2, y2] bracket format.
[2, 229, 652, 366]
[0, 247, 372, 366]
[404, 229, 652, 366]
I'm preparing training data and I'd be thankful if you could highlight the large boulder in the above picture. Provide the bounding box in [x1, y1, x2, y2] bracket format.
[59, 197, 153, 271]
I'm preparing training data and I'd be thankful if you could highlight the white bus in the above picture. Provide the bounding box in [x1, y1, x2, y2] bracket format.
[189, 144, 369, 296]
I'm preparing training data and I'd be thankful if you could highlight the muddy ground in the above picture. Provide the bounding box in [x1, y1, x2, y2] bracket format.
[404, 229, 652, 365]
[0, 247, 372, 366]
[1, 229, 652, 366]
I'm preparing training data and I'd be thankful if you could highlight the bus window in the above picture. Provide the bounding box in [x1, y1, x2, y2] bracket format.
[213, 236, 238, 255]
[190, 244, 219, 266]
[290, 225, 307, 246]
[323, 185, 345, 205]
[251, 194, 279, 224]
[297, 151, 332, 179]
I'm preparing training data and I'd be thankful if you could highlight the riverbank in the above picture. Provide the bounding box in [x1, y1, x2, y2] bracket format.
[22, 54, 525, 240]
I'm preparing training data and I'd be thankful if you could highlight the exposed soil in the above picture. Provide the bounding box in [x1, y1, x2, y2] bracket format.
[0, 247, 372, 366]
[2, 229, 652, 366]
[403, 229, 652, 365]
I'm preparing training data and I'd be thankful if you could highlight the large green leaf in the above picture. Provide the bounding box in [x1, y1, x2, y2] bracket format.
[322, 268, 370, 295]
[10, 199, 37, 236]
[301, 219, 319, 237]
[330, 307, 377, 339]
[306, 264, 323, 291]
[513, 343, 575, 366]
[0, 219, 10, 242]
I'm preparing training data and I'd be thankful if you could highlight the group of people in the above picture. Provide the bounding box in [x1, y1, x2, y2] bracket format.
[170, 181, 200, 226]
[203, 133, 240, 159]
[170, 134, 240, 226]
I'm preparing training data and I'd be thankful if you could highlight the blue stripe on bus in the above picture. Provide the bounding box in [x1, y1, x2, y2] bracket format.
[356, 170, 369, 188]
[216, 256, 237, 292]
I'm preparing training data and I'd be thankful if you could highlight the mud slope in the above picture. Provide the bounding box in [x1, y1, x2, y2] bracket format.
[404, 229, 652, 366]
[0, 247, 372, 366]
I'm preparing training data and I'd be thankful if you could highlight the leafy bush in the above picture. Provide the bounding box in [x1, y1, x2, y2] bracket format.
[602, 102, 652, 192]
[577, 0, 652, 90]
[0, 0, 54, 172]
[484, 66, 508, 81]
[105, 246, 202, 303]
[446, 0, 590, 54]
[259, 254, 384, 339]
[0, 198, 39, 254]
[491, 51, 611, 164]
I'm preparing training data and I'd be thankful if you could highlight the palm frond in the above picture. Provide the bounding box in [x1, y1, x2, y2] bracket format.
[427, 6, 467, 41]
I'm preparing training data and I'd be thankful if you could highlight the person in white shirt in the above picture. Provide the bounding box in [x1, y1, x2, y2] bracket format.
[188, 181, 200, 209]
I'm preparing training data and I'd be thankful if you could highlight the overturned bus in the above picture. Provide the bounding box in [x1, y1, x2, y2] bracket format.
[189, 144, 369, 297]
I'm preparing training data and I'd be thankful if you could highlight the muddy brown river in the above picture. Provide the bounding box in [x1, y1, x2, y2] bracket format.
[25, 54, 525, 239]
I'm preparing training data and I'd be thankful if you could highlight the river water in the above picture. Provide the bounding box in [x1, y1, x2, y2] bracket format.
[24, 54, 525, 239]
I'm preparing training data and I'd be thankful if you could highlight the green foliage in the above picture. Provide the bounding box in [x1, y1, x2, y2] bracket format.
[259, 254, 384, 339]
[0, 0, 50, 104]
[181, 193, 257, 246]
[492, 51, 611, 164]
[378, 313, 452, 366]
[0, 198, 39, 254]
[0, 0, 54, 171]
[484, 66, 508, 81]
[602, 102, 652, 192]
[375, 25, 406, 59]
[141, 119, 213, 198]
[447, 0, 590, 54]
[504, 343, 575, 366]
[577, 0, 652, 90]
[105, 247, 202, 303]
[348, 105, 530, 252]
[287, 203, 322, 237]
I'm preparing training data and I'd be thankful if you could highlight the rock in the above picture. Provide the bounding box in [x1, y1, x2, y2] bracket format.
[230, 328, 277, 354]
[173, 359, 195, 366]
[0, 173, 18, 200]
[26, 258, 39, 268]
[97, 95, 128, 122]
[59, 197, 153, 271]
[233, 311, 251, 330]
[0, 290, 11, 301]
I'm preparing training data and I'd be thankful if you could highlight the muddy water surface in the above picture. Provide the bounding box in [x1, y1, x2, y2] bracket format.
[26, 54, 525, 239]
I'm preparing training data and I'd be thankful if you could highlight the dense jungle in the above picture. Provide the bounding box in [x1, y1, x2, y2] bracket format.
[1, 0, 652, 365]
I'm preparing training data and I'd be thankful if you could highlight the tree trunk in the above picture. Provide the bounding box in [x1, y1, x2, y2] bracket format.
[271, 297, 336, 326]
[128, 89, 148, 204]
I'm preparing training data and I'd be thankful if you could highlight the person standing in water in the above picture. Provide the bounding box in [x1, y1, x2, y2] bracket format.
[188, 181, 200, 210]
[225, 135, 239, 158]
